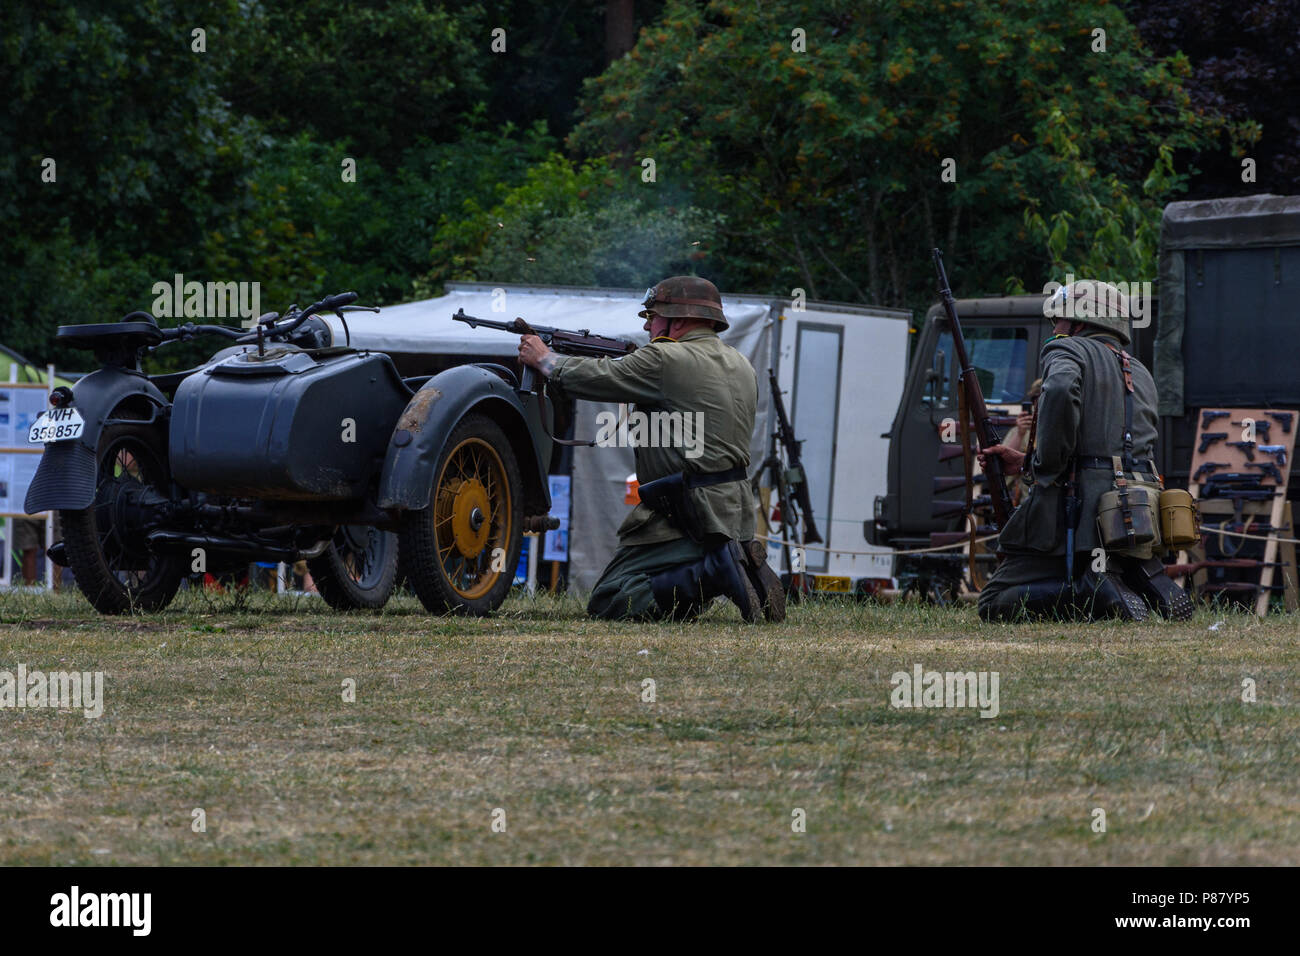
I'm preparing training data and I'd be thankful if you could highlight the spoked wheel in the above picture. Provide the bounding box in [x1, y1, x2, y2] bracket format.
[399, 413, 523, 615]
[307, 524, 399, 610]
[59, 421, 185, 614]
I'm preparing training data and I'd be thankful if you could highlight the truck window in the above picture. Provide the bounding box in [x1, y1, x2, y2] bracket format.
[932, 327, 1029, 406]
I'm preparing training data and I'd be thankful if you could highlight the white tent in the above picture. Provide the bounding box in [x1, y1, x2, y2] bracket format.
[322, 281, 909, 592]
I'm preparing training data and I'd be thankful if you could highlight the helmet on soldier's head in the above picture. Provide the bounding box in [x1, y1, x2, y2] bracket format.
[639, 276, 728, 331]
[1049, 280, 1132, 345]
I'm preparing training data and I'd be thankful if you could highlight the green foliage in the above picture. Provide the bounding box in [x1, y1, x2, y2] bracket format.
[1014, 113, 1179, 292]
[569, 0, 1227, 314]
[420, 153, 718, 292]
[224, 1, 490, 160]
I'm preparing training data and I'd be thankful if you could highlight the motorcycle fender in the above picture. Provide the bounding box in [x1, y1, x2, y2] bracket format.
[24, 368, 168, 514]
[379, 365, 551, 515]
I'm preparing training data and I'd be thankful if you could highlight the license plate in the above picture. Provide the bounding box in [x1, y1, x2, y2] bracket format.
[813, 575, 851, 593]
[28, 407, 85, 444]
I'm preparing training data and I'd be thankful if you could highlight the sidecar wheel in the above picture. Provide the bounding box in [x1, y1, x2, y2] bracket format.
[308, 526, 399, 610]
[399, 412, 523, 615]
[59, 420, 185, 615]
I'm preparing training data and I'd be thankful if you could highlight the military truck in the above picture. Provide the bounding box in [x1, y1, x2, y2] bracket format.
[865, 194, 1300, 598]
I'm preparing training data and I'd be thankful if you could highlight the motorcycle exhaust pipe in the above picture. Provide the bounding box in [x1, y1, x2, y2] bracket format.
[147, 531, 330, 563]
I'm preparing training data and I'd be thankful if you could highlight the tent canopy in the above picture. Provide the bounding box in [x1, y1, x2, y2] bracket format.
[323, 281, 775, 356]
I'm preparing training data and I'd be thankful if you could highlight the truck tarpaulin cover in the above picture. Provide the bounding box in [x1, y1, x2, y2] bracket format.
[1155, 194, 1300, 416]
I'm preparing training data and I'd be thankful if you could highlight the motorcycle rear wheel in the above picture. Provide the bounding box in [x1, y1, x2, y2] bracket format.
[59, 420, 185, 614]
[399, 413, 523, 615]
[307, 526, 399, 610]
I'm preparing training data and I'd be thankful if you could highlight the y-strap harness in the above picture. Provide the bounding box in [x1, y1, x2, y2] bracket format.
[1101, 343, 1143, 549]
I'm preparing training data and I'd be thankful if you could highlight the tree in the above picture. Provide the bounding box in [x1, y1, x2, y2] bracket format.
[568, 0, 1228, 314]
[1125, 0, 1297, 198]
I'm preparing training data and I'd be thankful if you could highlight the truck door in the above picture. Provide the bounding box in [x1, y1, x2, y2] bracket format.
[894, 319, 1033, 537]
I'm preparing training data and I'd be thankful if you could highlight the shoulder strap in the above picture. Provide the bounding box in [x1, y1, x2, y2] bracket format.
[1103, 342, 1136, 471]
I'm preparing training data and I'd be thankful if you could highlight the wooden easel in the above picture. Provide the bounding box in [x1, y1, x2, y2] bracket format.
[1179, 407, 1298, 614]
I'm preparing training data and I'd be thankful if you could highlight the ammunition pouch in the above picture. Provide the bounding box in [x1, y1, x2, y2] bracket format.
[1095, 458, 1162, 556]
[637, 466, 746, 542]
[1090, 344, 1164, 557]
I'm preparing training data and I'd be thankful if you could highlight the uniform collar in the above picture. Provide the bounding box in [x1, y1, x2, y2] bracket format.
[674, 327, 718, 342]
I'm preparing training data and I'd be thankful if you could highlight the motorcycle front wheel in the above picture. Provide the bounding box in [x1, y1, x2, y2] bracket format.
[398, 413, 523, 615]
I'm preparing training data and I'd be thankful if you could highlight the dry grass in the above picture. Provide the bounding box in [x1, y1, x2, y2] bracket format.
[0, 586, 1296, 865]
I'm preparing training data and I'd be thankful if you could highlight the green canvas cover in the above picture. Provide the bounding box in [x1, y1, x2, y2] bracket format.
[1154, 194, 1300, 415]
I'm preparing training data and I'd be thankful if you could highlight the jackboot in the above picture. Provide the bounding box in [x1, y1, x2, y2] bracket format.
[1076, 568, 1151, 621]
[1120, 556, 1195, 621]
[740, 540, 786, 622]
[978, 579, 1077, 622]
[650, 540, 762, 623]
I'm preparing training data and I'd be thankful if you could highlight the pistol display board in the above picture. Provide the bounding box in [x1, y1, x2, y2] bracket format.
[1181, 406, 1299, 615]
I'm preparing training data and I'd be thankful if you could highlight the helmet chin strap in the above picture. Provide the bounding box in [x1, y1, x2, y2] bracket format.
[649, 316, 679, 342]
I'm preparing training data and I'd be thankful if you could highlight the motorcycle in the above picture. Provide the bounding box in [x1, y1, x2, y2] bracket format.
[25, 292, 557, 615]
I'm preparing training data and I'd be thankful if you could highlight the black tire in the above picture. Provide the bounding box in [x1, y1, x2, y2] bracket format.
[307, 526, 399, 610]
[59, 420, 185, 615]
[399, 412, 523, 615]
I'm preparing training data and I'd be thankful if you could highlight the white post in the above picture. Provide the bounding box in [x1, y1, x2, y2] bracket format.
[45, 363, 55, 590]
[526, 532, 538, 596]
[3, 365, 12, 587]
[277, 562, 287, 594]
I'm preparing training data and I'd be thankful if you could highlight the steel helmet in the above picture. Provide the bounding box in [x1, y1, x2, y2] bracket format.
[1047, 280, 1132, 345]
[639, 276, 728, 330]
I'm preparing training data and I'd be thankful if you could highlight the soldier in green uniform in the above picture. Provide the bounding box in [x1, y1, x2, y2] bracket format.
[517, 276, 785, 623]
[977, 281, 1193, 622]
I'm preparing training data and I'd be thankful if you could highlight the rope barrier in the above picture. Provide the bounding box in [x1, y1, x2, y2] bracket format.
[754, 532, 998, 557]
[756, 525, 1300, 556]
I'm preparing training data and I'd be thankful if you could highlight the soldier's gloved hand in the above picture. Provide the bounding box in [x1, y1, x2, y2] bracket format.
[978, 443, 1025, 476]
[518, 334, 557, 376]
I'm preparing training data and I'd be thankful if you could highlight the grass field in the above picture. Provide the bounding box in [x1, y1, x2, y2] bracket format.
[1, 586, 1296, 866]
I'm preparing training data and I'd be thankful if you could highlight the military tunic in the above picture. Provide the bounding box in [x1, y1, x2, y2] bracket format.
[549, 326, 759, 618]
[979, 332, 1161, 612]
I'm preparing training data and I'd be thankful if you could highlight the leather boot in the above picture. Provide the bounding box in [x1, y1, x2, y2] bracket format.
[1076, 568, 1150, 621]
[1120, 556, 1195, 621]
[740, 540, 786, 622]
[978, 579, 1077, 622]
[650, 540, 762, 623]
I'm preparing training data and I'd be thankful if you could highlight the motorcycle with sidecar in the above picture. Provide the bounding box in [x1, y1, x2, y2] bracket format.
[25, 292, 557, 615]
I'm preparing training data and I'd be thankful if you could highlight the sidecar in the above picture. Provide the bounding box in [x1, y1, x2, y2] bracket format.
[27, 306, 555, 617]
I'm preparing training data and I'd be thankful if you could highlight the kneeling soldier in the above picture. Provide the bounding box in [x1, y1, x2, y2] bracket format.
[978, 281, 1193, 622]
[517, 276, 784, 623]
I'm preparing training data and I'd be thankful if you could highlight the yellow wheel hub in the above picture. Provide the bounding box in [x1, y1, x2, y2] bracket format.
[449, 477, 491, 558]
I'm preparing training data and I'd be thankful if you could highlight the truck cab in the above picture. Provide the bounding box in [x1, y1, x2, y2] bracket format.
[866, 294, 1160, 555]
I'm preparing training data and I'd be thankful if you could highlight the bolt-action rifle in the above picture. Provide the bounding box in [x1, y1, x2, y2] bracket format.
[454, 309, 636, 446]
[454, 310, 635, 384]
[932, 249, 1014, 530]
